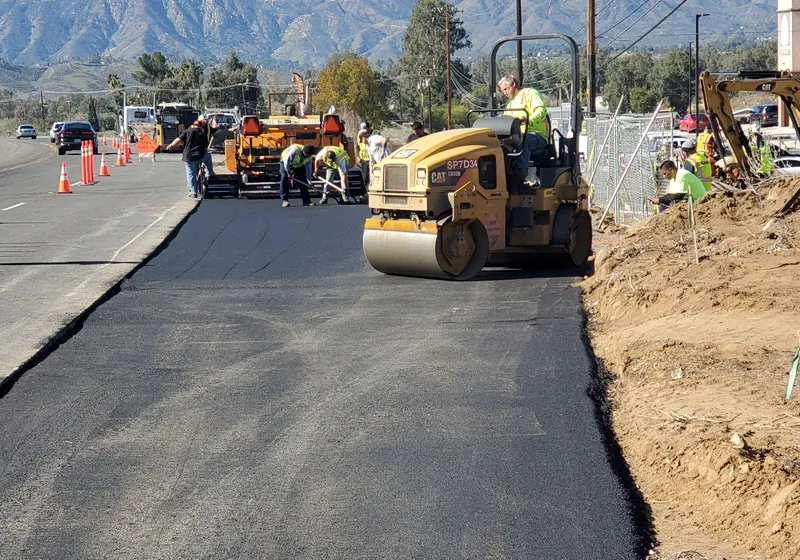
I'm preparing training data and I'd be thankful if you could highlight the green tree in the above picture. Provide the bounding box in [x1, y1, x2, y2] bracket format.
[132, 52, 171, 87]
[653, 49, 692, 112]
[398, 0, 470, 119]
[107, 74, 125, 109]
[315, 53, 389, 126]
[206, 50, 260, 114]
[602, 53, 660, 112]
[87, 98, 99, 131]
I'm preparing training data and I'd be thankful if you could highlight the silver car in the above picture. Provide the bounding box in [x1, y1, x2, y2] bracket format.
[15, 124, 37, 139]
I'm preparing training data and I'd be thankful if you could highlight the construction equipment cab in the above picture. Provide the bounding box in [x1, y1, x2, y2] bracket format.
[156, 103, 200, 151]
[363, 34, 591, 281]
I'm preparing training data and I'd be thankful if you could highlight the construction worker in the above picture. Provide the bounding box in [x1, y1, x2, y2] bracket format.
[367, 130, 391, 179]
[357, 123, 371, 190]
[279, 144, 315, 208]
[314, 145, 350, 204]
[406, 121, 429, 143]
[497, 74, 548, 178]
[650, 159, 707, 210]
[681, 139, 713, 191]
[166, 119, 215, 198]
[696, 125, 715, 157]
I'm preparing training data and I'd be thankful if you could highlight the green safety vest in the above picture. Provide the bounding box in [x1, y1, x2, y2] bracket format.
[281, 144, 310, 169]
[319, 146, 349, 170]
[686, 152, 713, 188]
[357, 140, 369, 162]
[503, 87, 548, 140]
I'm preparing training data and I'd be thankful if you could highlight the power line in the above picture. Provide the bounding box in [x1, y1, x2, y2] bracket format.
[599, 0, 688, 69]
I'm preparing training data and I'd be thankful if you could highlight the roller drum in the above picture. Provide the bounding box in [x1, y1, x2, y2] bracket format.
[363, 229, 451, 279]
[363, 219, 490, 281]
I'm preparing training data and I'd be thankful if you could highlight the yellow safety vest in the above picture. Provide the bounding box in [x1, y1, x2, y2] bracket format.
[281, 144, 310, 169]
[319, 146, 349, 170]
[696, 131, 713, 155]
[357, 140, 369, 162]
[503, 87, 548, 140]
[687, 152, 713, 189]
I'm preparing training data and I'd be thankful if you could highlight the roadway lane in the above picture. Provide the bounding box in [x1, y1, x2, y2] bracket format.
[0, 138, 197, 381]
[0, 199, 651, 558]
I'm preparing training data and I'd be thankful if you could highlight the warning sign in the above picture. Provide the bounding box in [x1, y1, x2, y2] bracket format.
[135, 134, 158, 154]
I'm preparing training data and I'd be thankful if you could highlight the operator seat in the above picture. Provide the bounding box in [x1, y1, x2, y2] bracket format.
[474, 115, 526, 193]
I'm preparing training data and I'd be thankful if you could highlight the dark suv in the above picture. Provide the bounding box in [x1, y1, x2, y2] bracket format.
[752, 104, 778, 127]
[57, 121, 97, 155]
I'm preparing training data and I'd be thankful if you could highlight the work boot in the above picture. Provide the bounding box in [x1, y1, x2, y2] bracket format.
[281, 200, 290, 208]
[340, 191, 349, 204]
[319, 196, 328, 205]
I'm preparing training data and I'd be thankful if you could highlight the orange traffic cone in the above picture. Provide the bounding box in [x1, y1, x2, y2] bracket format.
[58, 162, 72, 194]
[115, 147, 125, 167]
[99, 152, 110, 176]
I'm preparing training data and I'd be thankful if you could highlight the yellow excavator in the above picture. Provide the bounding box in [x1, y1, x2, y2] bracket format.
[362, 34, 591, 280]
[700, 70, 800, 176]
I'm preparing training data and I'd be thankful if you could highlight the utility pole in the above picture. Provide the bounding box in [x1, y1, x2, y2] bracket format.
[688, 43, 692, 117]
[445, 10, 452, 129]
[587, 0, 596, 115]
[426, 78, 432, 132]
[39, 90, 45, 122]
[695, 13, 710, 141]
[516, 0, 523, 83]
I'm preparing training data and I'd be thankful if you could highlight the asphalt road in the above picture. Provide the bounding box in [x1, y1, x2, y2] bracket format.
[0, 194, 651, 558]
[0, 137, 197, 380]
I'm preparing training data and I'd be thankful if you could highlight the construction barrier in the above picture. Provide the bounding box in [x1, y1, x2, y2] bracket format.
[80, 140, 95, 185]
[58, 162, 72, 194]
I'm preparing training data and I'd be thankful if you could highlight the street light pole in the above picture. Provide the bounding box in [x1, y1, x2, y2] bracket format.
[695, 13, 710, 141]
[516, 0, 523, 84]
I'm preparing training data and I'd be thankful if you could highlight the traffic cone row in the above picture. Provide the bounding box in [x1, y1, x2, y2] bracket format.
[55, 132, 152, 194]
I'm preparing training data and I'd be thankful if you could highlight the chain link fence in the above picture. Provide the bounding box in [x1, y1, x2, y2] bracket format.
[583, 112, 679, 225]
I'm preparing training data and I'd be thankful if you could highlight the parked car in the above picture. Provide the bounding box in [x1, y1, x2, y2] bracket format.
[57, 121, 97, 155]
[751, 103, 779, 127]
[15, 124, 37, 139]
[678, 113, 710, 132]
[49, 121, 64, 143]
[773, 155, 800, 173]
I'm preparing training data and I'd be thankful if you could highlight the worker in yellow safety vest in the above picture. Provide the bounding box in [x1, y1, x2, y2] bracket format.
[314, 145, 350, 204]
[497, 74, 549, 179]
[681, 139, 713, 191]
[357, 122, 371, 190]
[696, 125, 715, 157]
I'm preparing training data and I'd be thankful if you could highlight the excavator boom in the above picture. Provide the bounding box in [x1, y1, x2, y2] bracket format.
[700, 70, 800, 175]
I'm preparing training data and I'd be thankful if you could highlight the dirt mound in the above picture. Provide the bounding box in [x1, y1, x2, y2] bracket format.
[583, 179, 800, 559]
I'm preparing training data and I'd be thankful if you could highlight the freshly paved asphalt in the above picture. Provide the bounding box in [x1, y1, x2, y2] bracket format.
[0, 194, 651, 558]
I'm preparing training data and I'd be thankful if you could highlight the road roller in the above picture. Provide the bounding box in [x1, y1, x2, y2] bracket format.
[363, 33, 591, 280]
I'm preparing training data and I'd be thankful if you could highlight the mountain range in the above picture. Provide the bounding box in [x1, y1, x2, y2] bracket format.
[0, 0, 778, 67]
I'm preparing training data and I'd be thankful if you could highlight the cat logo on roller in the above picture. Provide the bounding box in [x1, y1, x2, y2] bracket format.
[362, 33, 592, 280]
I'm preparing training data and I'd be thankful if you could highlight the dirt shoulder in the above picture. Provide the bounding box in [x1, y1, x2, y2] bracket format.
[582, 178, 800, 559]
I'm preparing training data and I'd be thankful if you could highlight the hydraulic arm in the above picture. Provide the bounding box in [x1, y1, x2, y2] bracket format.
[700, 70, 800, 175]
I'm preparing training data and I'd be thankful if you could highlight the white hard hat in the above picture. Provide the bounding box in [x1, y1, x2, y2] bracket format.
[681, 139, 696, 150]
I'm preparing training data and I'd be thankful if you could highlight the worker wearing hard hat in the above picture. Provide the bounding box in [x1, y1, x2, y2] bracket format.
[314, 145, 350, 204]
[650, 159, 707, 210]
[681, 139, 713, 191]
